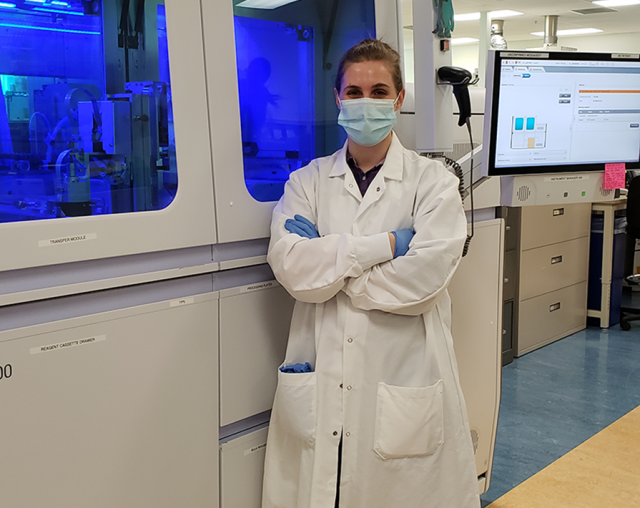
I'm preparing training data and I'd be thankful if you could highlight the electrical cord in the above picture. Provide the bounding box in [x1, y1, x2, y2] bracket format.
[424, 119, 476, 257]
[439, 155, 464, 199]
[463, 117, 475, 257]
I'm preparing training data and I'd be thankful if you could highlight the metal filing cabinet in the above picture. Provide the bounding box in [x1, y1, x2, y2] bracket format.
[516, 203, 591, 356]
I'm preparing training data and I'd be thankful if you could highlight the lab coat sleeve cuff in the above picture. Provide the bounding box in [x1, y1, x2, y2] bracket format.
[352, 232, 394, 271]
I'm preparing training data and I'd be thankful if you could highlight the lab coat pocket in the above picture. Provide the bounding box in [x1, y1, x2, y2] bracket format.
[374, 379, 444, 460]
[273, 369, 317, 447]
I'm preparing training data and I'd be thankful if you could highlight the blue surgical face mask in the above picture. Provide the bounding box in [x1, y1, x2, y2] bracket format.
[337, 97, 399, 147]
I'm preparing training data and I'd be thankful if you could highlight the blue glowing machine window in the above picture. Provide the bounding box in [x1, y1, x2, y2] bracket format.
[233, 0, 376, 202]
[0, 1, 177, 222]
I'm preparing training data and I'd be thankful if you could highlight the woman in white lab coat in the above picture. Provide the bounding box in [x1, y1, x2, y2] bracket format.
[263, 39, 480, 508]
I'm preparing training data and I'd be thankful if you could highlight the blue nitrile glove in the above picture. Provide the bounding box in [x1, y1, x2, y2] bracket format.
[284, 215, 320, 239]
[279, 362, 313, 373]
[392, 229, 414, 258]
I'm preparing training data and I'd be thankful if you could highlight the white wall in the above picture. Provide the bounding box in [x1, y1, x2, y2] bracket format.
[450, 44, 479, 76]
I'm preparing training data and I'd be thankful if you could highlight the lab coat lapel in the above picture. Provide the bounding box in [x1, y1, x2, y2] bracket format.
[353, 132, 404, 223]
[329, 142, 362, 203]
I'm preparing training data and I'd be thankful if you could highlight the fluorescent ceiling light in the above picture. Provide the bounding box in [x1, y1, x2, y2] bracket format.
[489, 10, 524, 18]
[455, 10, 523, 21]
[454, 12, 481, 21]
[593, 0, 640, 6]
[451, 37, 480, 45]
[236, 0, 300, 8]
[531, 28, 603, 36]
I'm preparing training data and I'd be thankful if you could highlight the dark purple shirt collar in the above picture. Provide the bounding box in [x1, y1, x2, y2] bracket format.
[346, 152, 385, 196]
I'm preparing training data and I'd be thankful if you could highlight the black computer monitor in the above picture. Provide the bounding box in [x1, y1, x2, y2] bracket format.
[482, 50, 640, 177]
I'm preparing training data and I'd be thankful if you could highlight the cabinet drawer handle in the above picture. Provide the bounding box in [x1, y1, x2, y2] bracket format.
[550, 302, 561, 312]
[551, 255, 563, 265]
[553, 208, 565, 216]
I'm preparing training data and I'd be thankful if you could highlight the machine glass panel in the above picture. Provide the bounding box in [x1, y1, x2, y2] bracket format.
[233, 0, 376, 202]
[0, 1, 177, 222]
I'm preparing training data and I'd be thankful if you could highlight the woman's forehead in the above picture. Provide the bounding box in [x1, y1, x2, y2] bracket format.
[342, 60, 394, 87]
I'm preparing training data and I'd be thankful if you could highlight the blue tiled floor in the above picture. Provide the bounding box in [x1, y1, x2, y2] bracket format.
[480, 317, 640, 506]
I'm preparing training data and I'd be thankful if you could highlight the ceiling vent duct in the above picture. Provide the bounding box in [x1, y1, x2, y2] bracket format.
[490, 19, 508, 49]
[544, 15, 559, 48]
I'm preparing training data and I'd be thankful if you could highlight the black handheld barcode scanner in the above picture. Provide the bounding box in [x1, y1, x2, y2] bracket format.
[437, 66, 473, 127]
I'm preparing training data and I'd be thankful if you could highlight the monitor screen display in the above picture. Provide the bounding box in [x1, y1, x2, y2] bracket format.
[483, 50, 640, 177]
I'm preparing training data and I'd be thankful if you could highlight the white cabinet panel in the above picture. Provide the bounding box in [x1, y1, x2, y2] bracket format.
[220, 427, 269, 508]
[449, 218, 503, 492]
[0, 295, 219, 508]
[219, 283, 294, 427]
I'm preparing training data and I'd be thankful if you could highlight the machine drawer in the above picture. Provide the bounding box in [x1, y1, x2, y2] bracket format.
[220, 426, 269, 508]
[519, 236, 589, 300]
[521, 203, 591, 250]
[518, 281, 587, 356]
[219, 283, 294, 427]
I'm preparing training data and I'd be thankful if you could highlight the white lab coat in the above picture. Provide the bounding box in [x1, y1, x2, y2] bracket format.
[263, 133, 480, 508]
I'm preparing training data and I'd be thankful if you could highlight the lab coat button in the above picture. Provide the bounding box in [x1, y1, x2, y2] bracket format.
[345, 432, 351, 437]
[347, 338, 353, 343]
[349, 184, 353, 188]
[347, 385, 352, 390]
[340, 384, 343, 388]
[333, 431, 338, 436]
[376, 187, 380, 192]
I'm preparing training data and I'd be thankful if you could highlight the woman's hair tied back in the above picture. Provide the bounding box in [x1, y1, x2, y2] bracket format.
[335, 38, 404, 94]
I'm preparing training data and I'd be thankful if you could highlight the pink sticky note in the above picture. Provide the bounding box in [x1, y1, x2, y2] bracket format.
[604, 163, 626, 190]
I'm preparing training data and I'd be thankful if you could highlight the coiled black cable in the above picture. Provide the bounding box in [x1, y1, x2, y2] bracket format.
[424, 119, 475, 257]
